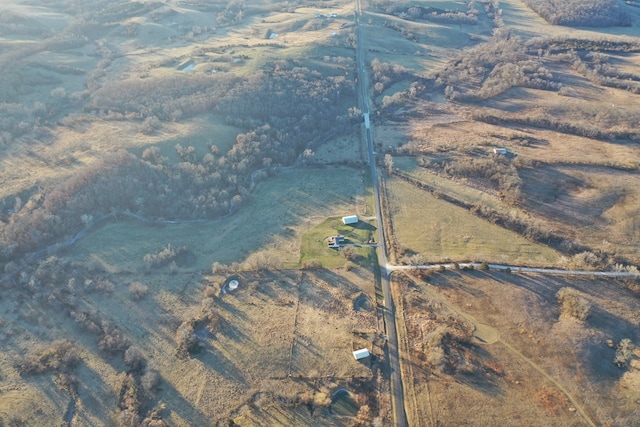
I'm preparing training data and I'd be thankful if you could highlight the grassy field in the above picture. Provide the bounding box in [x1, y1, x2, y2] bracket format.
[393, 156, 507, 211]
[385, 177, 560, 265]
[394, 271, 640, 426]
[67, 166, 370, 272]
[291, 270, 377, 378]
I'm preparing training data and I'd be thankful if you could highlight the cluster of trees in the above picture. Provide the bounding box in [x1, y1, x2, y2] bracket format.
[176, 286, 220, 358]
[614, 338, 637, 368]
[215, 0, 245, 26]
[116, 350, 164, 426]
[562, 50, 640, 94]
[89, 62, 352, 124]
[388, 3, 479, 25]
[426, 155, 522, 202]
[17, 339, 80, 375]
[143, 244, 190, 270]
[1, 64, 353, 259]
[401, 288, 476, 374]
[521, 0, 631, 27]
[556, 287, 591, 321]
[70, 309, 130, 353]
[435, 31, 558, 101]
[370, 58, 412, 99]
[424, 322, 474, 374]
[528, 37, 640, 54]
[472, 111, 638, 142]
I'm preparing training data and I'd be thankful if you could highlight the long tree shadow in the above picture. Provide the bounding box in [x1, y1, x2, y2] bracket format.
[150, 373, 211, 425]
[450, 343, 505, 397]
[195, 344, 249, 387]
[311, 269, 365, 297]
[582, 303, 640, 383]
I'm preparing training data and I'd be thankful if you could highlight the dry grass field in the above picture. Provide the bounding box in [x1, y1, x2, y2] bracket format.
[365, 0, 640, 267]
[385, 177, 560, 265]
[0, 0, 394, 425]
[0, 265, 384, 426]
[394, 270, 640, 426]
[365, 5, 640, 423]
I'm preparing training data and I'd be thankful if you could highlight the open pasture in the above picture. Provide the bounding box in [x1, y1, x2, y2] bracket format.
[0, 263, 381, 425]
[291, 270, 377, 378]
[385, 177, 560, 265]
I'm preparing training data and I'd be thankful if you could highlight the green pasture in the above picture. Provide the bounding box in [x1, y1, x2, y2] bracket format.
[300, 216, 376, 269]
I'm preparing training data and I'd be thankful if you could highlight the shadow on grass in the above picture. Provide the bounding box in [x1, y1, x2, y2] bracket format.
[582, 303, 639, 383]
[451, 344, 505, 397]
[290, 336, 323, 376]
[310, 269, 363, 297]
[196, 344, 248, 387]
[152, 373, 211, 425]
[71, 363, 115, 425]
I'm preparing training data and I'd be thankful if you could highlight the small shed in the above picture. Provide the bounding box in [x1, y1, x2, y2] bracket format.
[352, 348, 370, 360]
[342, 215, 359, 225]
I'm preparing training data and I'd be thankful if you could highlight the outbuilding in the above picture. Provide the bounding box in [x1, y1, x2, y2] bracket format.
[352, 348, 370, 360]
[342, 215, 359, 225]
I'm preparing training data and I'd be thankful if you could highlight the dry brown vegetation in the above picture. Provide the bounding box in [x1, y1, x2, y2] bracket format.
[395, 271, 640, 426]
[374, 28, 640, 264]
[0, 253, 385, 425]
[0, 0, 388, 425]
[362, 3, 640, 424]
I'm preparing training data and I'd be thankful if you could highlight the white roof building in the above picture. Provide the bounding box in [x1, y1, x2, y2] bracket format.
[352, 348, 370, 360]
[342, 215, 358, 225]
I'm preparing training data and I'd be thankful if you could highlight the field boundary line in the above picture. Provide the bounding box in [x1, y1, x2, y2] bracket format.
[287, 271, 303, 377]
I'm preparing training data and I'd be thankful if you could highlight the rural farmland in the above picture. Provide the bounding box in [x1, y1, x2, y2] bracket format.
[1, 0, 640, 426]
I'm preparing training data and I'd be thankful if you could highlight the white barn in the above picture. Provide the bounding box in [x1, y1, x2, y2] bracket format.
[352, 348, 370, 360]
[342, 215, 358, 225]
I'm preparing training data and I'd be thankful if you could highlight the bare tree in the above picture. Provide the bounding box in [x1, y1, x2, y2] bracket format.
[384, 154, 394, 174]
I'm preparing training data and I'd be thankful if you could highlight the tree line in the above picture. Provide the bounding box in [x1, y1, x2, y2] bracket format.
[521, 0, 631, 27]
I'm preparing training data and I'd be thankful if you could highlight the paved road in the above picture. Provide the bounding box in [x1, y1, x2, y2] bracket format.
[353, 1, 408, 426]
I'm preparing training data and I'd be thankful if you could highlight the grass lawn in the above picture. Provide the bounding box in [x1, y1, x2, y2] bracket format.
[300, 216, 377, 269]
